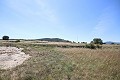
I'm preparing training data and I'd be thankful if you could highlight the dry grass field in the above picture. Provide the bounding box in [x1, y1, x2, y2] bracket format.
[0, 41, 120, 80]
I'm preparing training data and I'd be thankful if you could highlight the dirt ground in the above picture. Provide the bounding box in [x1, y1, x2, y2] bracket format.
[0, 47, 30, 69]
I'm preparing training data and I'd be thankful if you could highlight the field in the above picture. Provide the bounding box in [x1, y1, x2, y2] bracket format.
[0, 40, 120, 80]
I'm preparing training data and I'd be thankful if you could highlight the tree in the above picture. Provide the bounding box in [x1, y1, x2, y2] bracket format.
[93, 38, 103, 45]
[2, 36, 9, 40]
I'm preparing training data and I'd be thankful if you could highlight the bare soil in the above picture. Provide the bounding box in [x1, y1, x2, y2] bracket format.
[0, 47, 30, 69]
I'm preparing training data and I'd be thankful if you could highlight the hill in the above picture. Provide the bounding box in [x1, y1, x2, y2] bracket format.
[104, 41, 120, 44]
[37, 38, 72, 42]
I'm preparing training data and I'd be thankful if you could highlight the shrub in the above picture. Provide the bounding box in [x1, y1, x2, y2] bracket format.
[96, 44, 102, 49]
[15, 40, 20, 42]
[85, 44, 96, 49]
[85, 44, 102, 49]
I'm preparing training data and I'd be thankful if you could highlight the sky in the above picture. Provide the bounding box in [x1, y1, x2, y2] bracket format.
[0, 0, 120, 42]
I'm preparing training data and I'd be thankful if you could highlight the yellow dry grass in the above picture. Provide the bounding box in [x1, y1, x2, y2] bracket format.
[0, 42, 120, 80]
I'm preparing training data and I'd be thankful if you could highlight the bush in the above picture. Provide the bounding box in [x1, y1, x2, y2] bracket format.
[85, 44, 96, 49]
[96, 44, 102, 49]
[15, 40, 20, 42]
[85, 44, 102, 49]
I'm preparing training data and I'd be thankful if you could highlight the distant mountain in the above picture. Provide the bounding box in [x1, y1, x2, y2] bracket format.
[104, 41, 120, 44]
[37, 38, 72, 42]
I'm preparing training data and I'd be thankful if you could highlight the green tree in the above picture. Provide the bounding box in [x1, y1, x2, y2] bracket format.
[2, 36, 9, 40]
[93, 38, 103, 45]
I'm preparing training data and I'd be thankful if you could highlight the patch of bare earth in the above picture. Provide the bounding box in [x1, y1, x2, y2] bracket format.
[0, 47, 30, 69]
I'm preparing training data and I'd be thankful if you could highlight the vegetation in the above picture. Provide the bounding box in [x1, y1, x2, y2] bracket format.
[37, 38, 71, 42]
[2, 36, 9, 40]
[15, 39, 20, 42]
[0, 41, 120, 80]
[85, 43, 96, 49]
[85, 44, 102, 49]
[92, 38, 103, 45]
[81, 42, 87, 44]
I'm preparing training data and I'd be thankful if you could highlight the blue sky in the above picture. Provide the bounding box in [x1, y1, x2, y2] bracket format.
[0, 0, 120, 42]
